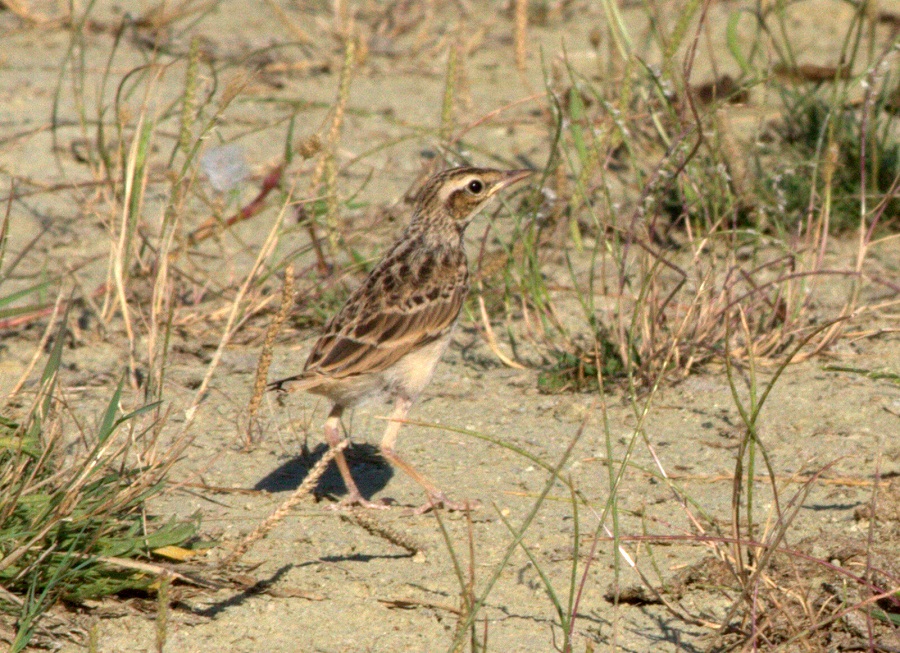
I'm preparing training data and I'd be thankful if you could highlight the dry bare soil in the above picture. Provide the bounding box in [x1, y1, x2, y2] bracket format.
[1, 1, 899, 652]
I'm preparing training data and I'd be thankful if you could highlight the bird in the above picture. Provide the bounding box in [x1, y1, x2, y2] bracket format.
[269, 166, 531, 512]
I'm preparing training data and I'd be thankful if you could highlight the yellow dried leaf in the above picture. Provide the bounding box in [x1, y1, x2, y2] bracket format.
[152, 546, 197, 561]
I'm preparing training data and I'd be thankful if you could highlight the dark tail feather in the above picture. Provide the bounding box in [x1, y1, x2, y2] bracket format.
[268, 375, 303, 393]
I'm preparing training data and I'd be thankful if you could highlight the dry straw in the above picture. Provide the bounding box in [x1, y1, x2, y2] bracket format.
[220, 440, 347, 567]
[340, 509, 422, 554]
[175, 189, 292, 449]
[323, 38, 356, 252]
[440, 37, 459, 143]
[178, 37, 200, 155]
[301, 38, 355, 264]
[245, 263, 295, 446]
[514, 0, 528, 74]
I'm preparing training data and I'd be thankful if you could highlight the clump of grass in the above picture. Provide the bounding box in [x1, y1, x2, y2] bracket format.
[536, 338, 625, 394]
[492, 0, 900, 393]
[418, 1, 900, 650]
[763, 92, 900, 234]
[0, 316, 197, 652]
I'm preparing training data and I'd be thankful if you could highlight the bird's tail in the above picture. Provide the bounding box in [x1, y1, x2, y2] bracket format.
[267, 374, 320, 394]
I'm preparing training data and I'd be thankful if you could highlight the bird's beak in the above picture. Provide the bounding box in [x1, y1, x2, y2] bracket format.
[497, 169, 533, 191]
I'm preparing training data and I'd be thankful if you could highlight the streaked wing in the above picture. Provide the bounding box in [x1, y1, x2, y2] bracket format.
[303, 247, 467, 381]
[304, 284, 464, 380]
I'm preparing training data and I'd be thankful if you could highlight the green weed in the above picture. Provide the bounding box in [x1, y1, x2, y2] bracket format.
[0, 317, 196, 651]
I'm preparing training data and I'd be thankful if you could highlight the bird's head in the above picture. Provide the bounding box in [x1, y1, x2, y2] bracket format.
[415, 166, 532, 230]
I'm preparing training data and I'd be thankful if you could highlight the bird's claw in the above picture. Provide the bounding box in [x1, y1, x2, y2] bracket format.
[410, 493, 480, 515]
[326, 493, 391, 511]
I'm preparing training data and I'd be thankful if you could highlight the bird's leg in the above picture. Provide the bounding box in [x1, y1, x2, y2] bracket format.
[379, 396, 476, 514]
[324, 406, 387, 510]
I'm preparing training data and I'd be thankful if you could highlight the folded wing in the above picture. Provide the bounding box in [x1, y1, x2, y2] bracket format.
[304, 279, 465, 381]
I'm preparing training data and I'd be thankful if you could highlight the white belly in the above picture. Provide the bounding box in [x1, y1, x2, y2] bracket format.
[385, 331, 453, 400]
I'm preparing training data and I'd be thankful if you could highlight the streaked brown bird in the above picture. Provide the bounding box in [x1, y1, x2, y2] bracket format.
[270, 166, 531, 511]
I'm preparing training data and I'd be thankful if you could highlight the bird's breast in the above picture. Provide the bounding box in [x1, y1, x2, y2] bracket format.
[385, 329, 455, 400]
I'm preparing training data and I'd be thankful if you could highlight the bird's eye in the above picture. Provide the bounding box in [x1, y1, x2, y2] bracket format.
[467, 179, 484, 194]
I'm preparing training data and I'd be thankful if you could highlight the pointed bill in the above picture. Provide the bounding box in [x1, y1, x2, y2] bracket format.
[495, 169, 532, 192]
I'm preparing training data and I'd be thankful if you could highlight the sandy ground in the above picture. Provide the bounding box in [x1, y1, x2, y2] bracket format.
[1, 1, 899, 651]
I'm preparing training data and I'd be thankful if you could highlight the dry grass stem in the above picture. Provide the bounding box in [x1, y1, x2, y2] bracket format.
[109, 113, 146, 363]
[440, 37, 459, 143]
[477, 294, 524, 369]
[178, 37, 201, 155]
[220, 440, 347, 567]
[5, 290, 65, 403]
[245, 263, 295, 445]
[340, 509, 423, 554]
[262, 0, 311, 44]
[323, 38, 356, 252]
[514, 0, 528, 74]
[177, 193, 292, 445]
[155, 575, 170, 653]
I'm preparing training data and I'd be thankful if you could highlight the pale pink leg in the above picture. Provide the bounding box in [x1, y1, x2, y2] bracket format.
[324, 406, 387, 510]
[379, 396, 477, 514]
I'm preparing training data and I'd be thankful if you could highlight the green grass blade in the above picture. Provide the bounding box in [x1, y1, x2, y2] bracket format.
[97, 373, 126, 445]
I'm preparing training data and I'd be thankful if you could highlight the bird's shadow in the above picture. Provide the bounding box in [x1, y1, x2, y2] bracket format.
[254, 442, 394, 501]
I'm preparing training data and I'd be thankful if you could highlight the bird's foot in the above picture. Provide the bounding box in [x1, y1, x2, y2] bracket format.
[326, 492, 392, 511]
[410, 492, 480, 515]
